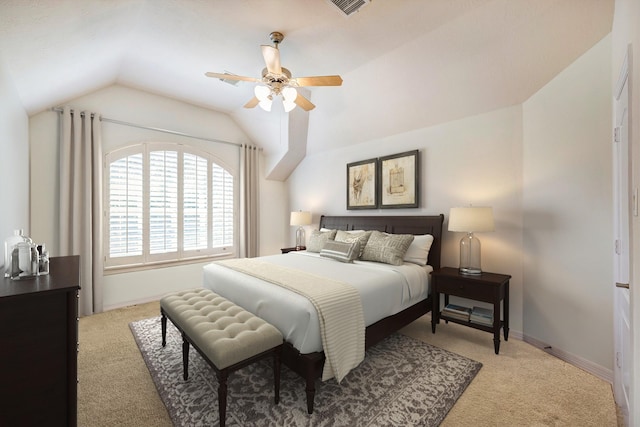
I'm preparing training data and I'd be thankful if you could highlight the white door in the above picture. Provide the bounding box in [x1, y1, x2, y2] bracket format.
[613, 47, 632, 425]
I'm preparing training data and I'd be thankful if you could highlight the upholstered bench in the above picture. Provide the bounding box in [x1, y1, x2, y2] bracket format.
[160, 288, 283, 427]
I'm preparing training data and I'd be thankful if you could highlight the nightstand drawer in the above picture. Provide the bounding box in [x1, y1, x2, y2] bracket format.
[435, 278, 492, 301]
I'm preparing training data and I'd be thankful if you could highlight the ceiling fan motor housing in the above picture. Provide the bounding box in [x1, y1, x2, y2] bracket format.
[261, 67, 293, 95]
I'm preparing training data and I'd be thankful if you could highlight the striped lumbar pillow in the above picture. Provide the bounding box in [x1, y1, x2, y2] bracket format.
[320, 240, 361, 263]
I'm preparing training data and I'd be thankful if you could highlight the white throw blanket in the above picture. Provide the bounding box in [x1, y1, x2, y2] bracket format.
[216, 258, 365, 382]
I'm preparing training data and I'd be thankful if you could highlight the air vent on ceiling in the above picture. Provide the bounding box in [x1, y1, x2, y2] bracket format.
[328, 0, 370, 16]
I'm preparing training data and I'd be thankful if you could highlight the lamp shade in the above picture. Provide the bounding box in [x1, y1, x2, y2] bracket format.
[290, 211, 312, 226]
[448, 207, 495, 232]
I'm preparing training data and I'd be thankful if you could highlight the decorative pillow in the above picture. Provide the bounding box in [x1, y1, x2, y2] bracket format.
[319, 241, 361, 263]
[306, 229, 337, 253]
[403, 234, 434, 266]
[334, 230, 372, 257]
[361, 231, 415, 266]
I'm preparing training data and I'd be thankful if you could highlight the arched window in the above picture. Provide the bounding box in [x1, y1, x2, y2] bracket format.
[105, 143, 235, 268]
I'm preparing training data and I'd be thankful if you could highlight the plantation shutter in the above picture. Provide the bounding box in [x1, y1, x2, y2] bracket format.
[108, 153, 143, 257]
[212, 165, 234, 247]
[183, 153, 208, 251]
[105, 143, 235, 268]
[149, 150, 178, 254]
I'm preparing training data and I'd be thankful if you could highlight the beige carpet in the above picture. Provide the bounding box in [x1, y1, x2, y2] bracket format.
[79, 301, 619, 426]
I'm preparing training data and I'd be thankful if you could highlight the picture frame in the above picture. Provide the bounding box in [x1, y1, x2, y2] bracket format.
[378, 150, 419, 209]
[347, 158, 378, 210]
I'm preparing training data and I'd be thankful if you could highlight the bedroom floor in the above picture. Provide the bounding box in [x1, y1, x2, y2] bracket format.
[78, 301, 620, 426]
[401, 318, 620, 426]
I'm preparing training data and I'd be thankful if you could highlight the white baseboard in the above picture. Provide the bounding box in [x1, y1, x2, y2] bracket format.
[522, 333, 613, 384]
[103, 294, 165, 312]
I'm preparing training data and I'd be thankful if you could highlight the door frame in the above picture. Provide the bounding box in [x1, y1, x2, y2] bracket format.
[612, 44, 640, 426]
[613, 44, 633, 426]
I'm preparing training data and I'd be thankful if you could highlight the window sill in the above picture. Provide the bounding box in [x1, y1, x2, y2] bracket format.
[104, 253, 234, 275]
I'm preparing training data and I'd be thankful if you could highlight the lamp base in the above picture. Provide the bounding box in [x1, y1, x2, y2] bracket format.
[458, 232, 483, 275]
[295, 226, 306, 250]
[459, 267, 482, 275]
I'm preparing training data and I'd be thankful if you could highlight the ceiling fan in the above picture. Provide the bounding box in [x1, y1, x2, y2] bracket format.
[205, 31, 343, 112]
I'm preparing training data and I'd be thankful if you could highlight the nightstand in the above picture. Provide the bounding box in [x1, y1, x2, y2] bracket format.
[431, 267, 511, 354]
[281, 246, 306, 254]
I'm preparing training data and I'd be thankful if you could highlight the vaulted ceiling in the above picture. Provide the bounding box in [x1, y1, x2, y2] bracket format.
[0, 0, 613, 158]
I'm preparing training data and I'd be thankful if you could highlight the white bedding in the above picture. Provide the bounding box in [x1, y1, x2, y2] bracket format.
[202, 251, 432, 354]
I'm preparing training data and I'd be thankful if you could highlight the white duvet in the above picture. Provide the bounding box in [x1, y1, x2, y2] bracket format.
[202, 251, 432, 354]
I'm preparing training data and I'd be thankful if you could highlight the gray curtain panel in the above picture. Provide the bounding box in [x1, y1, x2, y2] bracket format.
[239, 144, 259, 258]
[58, 107, 104, 316]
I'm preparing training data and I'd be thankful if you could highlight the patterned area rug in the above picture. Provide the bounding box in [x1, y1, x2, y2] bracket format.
[130, 317, 482, 426]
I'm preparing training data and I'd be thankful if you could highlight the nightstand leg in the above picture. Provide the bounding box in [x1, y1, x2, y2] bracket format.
[431, 291, 438, 333]
[494, 300, 500, 354]
[504, 283, 510, 341]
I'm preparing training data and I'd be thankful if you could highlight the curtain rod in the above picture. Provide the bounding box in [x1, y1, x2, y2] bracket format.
[51, 106, 257, 149]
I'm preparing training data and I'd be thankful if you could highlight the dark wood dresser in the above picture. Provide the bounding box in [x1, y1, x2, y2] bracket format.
[0, 255, 80, 426]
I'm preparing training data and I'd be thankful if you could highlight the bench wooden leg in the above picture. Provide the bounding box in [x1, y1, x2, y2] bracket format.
[182, 333, 189, 380]
[161, 312, 167, 347]
[217, 369, 229, 427]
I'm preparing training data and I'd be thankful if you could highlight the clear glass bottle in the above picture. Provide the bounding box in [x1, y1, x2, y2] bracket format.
[41, 250, 49, 275]
[37, 244, 49, 275]
[17, 241, 33, 277]
[4, 229, 28, 278]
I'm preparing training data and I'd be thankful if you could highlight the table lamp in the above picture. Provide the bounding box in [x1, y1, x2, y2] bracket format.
[290, 211, 312, 249]
[448, 206, 495, 275]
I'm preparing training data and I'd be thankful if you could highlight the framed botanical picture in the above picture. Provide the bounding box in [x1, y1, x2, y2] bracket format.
[347, 158, 378, 209]
[378, 150, 419, 209]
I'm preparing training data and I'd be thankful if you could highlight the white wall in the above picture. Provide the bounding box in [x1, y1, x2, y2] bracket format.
[522, 35, 612, 370]
[288, 105, 525, 332]
[288, 34, 614, 377]
[0, 54, 29, 269]
[29, 84, 286, 309]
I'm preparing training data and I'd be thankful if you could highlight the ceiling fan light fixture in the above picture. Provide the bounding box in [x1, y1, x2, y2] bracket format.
[282, 86, 297, 102]
[282, 86, 298, 112]
[255, 85, 272, 101]
[283, 99, 296, 112]
[258, 98, 273, 112]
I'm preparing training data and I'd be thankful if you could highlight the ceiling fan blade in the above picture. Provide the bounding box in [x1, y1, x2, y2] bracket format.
[292, 75, 343, 87]
[205, 72, 260, 83]
[243, 97, 260, 108]
[294, 93, 315, 111]
[261, 45, 282, 75]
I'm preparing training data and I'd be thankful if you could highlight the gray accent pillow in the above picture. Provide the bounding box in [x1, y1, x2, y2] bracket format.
[306, 229, 337, 252]
[319, 240, 361, 263]
[334, 230, 372, 258]
[361, 230, 415, 265]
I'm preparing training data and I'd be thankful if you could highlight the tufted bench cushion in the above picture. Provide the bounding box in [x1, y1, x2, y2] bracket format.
[160, 288, 283, 427]
[160, 288, 283, 369]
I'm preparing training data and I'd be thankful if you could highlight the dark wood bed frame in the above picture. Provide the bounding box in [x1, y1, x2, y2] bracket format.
[282, 214, 444, 414]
